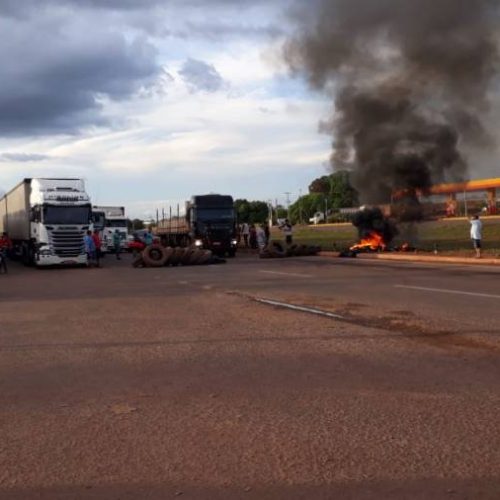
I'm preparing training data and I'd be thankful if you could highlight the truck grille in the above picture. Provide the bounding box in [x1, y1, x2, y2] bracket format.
[49, 230, 85, 257]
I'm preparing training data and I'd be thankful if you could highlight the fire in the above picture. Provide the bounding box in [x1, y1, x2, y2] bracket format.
[350, 232, 385, 252]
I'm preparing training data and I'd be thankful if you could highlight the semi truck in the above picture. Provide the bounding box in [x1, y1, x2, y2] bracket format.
[0, 178, 91, 266]
[156, 194, 237, 256]
[93, 205, 129, 252]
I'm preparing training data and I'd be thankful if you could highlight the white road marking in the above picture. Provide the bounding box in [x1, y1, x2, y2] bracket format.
[255, 298, 344, 319]
[259, 270, 313, 279]
[395, 285, 500, 299]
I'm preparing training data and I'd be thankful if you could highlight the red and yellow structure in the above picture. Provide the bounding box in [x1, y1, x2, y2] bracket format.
[428, 177, 500, 216]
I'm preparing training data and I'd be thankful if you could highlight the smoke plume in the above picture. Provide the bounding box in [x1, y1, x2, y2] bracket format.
[284, 0, 499, 205]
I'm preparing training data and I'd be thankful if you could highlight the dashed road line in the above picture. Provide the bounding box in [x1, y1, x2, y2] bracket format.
[395, 284, 500, 299]
[258, 270, 313, 278]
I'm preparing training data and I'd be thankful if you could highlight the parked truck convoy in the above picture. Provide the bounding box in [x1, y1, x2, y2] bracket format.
[93, 205, 129, 253]
[0, 178, 91, 266]
[156, 194, 238, 256]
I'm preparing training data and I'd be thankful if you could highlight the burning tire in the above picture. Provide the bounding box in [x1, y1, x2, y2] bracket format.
[142, 244, 168, 267]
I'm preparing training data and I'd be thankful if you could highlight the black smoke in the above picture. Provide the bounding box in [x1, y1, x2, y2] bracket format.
[284, 0, 499, 206]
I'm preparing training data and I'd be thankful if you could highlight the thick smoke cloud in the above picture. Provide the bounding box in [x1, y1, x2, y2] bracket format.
[285, 0, 500, 204]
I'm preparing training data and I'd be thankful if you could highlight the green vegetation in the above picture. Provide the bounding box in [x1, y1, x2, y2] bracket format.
[288, 170, 358, 222]
[272, 218, 500, 255]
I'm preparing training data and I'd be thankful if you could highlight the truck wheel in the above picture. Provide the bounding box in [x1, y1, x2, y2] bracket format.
[142, 244, 168, 267]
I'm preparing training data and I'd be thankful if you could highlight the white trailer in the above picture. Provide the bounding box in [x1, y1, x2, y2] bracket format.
[0, 178, 91, 266]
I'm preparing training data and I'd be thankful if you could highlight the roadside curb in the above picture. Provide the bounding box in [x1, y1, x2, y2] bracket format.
[319, 251, 500, 266]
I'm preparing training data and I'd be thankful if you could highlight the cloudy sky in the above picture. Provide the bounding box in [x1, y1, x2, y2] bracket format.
[0, 0, 332, 218]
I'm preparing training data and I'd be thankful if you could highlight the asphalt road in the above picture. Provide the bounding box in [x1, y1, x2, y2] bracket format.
[0, 253, 499, 499]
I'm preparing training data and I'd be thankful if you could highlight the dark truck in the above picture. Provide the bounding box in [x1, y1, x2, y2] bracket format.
[156, 194, 238, 256]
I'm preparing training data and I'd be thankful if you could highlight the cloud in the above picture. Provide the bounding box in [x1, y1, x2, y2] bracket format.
[0, 152, 51, 162]
[179, 59, 226, 93]
[0, 9, 162, 136]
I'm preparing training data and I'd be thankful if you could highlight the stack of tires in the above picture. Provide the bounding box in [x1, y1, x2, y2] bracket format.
[259, 241, 321, 259]
[133, 244, 222, 268]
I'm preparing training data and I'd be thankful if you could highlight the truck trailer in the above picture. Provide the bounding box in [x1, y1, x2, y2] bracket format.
[156, 194, 237, 256]
[92, 205, 129, 252]
[0, 178, 91, 266]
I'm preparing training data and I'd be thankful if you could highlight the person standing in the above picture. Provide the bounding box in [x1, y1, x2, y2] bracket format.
[280, 219, 293, 245]
[470, 215, 482, 258]
[264, 224, 270, 246]
[92, 229, 102, 267]
[249, 224, 257, 249]
[0, 232, 13, 273]
[241, 222, 250, 248]
[112, 229, 122, 260]
[256, 224, 267, 251]
[144, 228, 154, 246]
[84, 230, 96, 267]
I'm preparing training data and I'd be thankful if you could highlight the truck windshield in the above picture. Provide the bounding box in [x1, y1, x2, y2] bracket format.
[43, 205, 91, 225]
[197, 208, 234, 222]
[92, 212, 106, 230]
[105, 219, 128, 228]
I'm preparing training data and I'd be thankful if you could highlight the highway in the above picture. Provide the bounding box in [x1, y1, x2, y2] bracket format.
[0, 254, 499, 499]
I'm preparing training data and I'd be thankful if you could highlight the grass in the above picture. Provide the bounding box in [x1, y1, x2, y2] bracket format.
[271, 218, 500, 256]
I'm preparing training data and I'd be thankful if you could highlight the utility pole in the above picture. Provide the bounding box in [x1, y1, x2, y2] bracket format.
[284, 192, 291, 220]
[299, 188, 303, 224]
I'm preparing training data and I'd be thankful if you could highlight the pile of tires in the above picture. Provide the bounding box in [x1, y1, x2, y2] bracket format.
[259, 241, 321, 259]
[133, 245, 225, 268]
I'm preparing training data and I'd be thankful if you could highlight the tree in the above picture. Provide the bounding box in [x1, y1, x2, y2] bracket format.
[289, 193, 325, 223]
[308, 170, 358, 210]
[128, 218, 145, 231]
[234, 199, 269, 224]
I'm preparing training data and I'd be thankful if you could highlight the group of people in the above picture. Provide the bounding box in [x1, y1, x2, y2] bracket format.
[83, 229, 122, 267]
[238, 219, 293, 250]
[0, 217, 489, 272]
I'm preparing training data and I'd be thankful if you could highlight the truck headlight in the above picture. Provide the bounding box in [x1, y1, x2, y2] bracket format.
[39, 249, 52, 255]
[194, 239, 203, 247]
[231, 239, 237, 245]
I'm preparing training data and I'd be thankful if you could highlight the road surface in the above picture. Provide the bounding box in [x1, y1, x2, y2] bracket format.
[0, 254, 499, 499]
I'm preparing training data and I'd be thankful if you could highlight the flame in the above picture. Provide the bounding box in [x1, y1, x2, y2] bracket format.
[350, 232, 385, 252]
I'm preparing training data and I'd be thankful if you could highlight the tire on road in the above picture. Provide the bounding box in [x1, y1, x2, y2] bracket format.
[132, 255, 144, 268]
[181, 248, 195, 265]
[142, 244, 168, 267]
[198, 250, 213, 265]
[170, 247, 183, 266]
[163, 247, 174, 266]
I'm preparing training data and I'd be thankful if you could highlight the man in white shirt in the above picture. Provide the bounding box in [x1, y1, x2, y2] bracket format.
[470, 215, 482, 258]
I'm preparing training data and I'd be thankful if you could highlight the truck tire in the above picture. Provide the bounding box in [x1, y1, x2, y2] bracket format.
[164, 247, 174, 266]
[181, 248, 195, 265]
[198, 250, 213, 265]
[169, 247, 183, 266]
[142, 244, 168, 267]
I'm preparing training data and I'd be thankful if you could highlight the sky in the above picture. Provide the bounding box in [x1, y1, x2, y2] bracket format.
[0, 0, 332, 219]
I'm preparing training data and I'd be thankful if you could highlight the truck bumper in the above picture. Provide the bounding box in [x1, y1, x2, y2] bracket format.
[36, 254, 87, 266]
